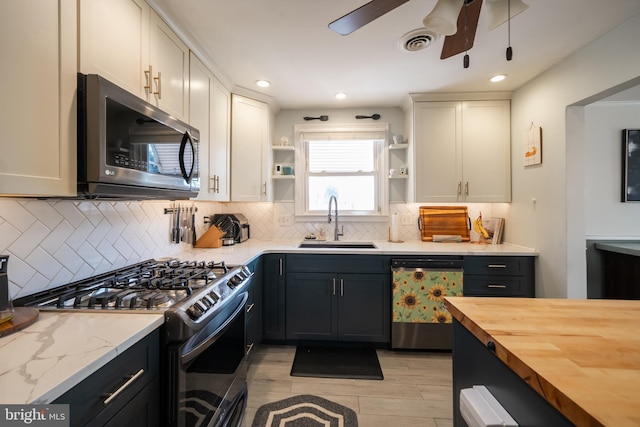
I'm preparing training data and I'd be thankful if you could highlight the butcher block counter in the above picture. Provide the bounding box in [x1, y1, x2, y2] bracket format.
[444, 297, 640, 427]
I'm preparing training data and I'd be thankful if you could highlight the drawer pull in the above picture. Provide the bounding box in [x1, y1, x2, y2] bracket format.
[247, 303, 255, 313]
[487, 264, 507, 268]
[487, 284, 507, 288]
[246, 342, 254, 356]
[104, 368, 145, 406]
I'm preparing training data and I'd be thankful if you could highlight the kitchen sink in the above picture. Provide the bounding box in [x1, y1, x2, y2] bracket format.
[298, 241, 378, 249]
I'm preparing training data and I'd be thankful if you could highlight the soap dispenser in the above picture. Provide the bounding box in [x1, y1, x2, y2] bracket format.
[0, 255, 14, 324]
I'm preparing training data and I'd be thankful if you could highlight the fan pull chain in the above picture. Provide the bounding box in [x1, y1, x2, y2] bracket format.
[506, 0, 513, 60]
[463, 2, 470, 68]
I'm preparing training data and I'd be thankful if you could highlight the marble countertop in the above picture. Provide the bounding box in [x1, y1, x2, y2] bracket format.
[0, 239, 536, 405]
[0, 312, 163, 404]
[444, 297, 640, 427]
[173, 239, 538, 265]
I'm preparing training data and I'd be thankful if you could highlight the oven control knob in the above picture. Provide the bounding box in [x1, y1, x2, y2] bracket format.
[241, 266, 251, 277]
[187, 304, 204, 319]
[196, 300, 209, 312]
[203, 295, 216, 307]
[229, 274, 242, 287]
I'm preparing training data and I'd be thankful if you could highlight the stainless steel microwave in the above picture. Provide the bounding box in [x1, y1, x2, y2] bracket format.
[77, 73, 200, 199]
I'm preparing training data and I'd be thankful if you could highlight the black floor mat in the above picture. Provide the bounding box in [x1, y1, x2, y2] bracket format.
[290, 346, 383, 380]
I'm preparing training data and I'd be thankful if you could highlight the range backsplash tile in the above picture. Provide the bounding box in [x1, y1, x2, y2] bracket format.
[0, 199, 491, 298]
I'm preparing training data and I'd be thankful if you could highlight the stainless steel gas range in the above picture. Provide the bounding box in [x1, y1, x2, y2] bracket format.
[15, 258, 253, 427]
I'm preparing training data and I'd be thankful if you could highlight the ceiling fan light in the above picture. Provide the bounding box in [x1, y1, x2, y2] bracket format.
[487, 0, 529, 30]
[423, 0, 465, 36]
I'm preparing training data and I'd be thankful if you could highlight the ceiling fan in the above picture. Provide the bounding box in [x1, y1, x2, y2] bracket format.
[329, 0, 528, 61]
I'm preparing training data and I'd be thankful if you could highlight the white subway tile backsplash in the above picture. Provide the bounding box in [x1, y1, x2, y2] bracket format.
[40, 220, 74, 254]
[11, 222, 51, 258]
[0, 200, 36, 232]
[1, 198, 494, 298]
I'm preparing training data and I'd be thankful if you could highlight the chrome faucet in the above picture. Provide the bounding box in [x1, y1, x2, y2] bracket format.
[328, 195, 343, 241]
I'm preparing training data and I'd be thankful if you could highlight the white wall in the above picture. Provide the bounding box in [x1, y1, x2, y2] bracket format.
[584, 103, 640, 236]
[510, 14, 640, 298]
[273, 107, 406, 147]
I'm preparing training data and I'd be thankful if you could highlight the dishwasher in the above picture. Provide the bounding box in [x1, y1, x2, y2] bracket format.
[391, 257, 463, 350]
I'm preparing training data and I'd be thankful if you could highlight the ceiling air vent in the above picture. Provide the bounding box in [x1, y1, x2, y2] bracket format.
[399, 28, 439, 52]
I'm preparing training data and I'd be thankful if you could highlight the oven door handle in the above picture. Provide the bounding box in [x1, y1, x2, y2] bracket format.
[181, 292, 248, 365]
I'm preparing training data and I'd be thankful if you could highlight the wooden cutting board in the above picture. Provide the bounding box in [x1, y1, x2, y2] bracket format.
[419, 206, 470, 241]
[0, 307, 39, 337]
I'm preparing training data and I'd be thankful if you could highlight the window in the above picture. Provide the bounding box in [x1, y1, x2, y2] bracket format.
[294, 124, 389, 218]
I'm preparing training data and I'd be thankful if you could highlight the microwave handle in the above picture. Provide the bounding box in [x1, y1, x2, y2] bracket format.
[179, 131, 195, 183]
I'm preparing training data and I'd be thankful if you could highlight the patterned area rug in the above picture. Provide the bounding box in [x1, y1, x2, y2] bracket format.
[251, 395, 358, 427]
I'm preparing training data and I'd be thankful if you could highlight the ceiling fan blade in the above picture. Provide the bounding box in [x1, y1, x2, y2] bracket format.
[329, 0, 410, 36]
[440, 0, 483, 59]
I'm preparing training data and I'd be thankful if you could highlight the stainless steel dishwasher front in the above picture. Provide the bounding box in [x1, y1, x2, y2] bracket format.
[391, 257, 463, 350]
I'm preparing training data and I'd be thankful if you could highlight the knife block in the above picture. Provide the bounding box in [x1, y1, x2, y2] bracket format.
[194, 225, 226, 248]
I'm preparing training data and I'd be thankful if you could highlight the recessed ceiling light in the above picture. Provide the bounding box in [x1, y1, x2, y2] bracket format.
[335, 93, 347, 100]
[490, 74, 507, 83]
[256, 80, 270, 88]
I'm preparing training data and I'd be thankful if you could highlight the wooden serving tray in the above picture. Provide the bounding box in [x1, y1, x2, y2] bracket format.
[419, 206, 470, 241]
[0, 307, 39, 337]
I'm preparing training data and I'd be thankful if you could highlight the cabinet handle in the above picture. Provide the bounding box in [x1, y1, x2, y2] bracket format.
[457, 181, 462, 195]
[153, 71, 162, 99]
[144, 66, 152, 94]
[279, 258, 283, 276]
[465, 181, 469, 196]
[209, 176, 216, 192]
[332, 278, 336, 296]
[215, 175, 220, 193]
[262, 182, 267, 195]
[247, 303, 255, 313]
[340, 278, 344, 296]
[246, 342, 254, 356]
[487, 284, 507, 288]
[103, 368, 145, 406]
[487, 264, 507, 268]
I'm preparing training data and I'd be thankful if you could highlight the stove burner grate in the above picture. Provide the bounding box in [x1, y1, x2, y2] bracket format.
[23, 258, 235, 311]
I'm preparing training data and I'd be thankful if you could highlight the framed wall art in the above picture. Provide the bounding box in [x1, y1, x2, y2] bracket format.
[524, 123, 542, 166]
[622, 129, 640, 202]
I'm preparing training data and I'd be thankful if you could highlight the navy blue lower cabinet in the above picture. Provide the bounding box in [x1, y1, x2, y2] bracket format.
[462, 256, 535, 297]
[452, 320, 572, 427]
[285, 255, 390, 343]
[53, 329, 160, 427]
[246, 256, 263, 358]
[262, 254, 286, 341]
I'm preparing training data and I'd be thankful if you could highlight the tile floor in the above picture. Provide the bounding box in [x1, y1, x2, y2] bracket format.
[242, 345, 454, 427]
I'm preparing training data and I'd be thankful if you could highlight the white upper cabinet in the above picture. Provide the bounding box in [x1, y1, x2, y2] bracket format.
[189, 53, 231, 201]
[231, 95, 269, 202]
[0, 0, 77, 197]
[79, 0, 189, 121]
[414, 100, 511, 203]
[148, 12, 189, 120]
[210, 78, 232, 201]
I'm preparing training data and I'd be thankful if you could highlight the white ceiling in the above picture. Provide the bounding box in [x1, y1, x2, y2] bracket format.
[151, 0, 640, 110]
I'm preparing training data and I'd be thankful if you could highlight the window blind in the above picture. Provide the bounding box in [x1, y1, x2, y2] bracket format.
[308, 140, 375, 173]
